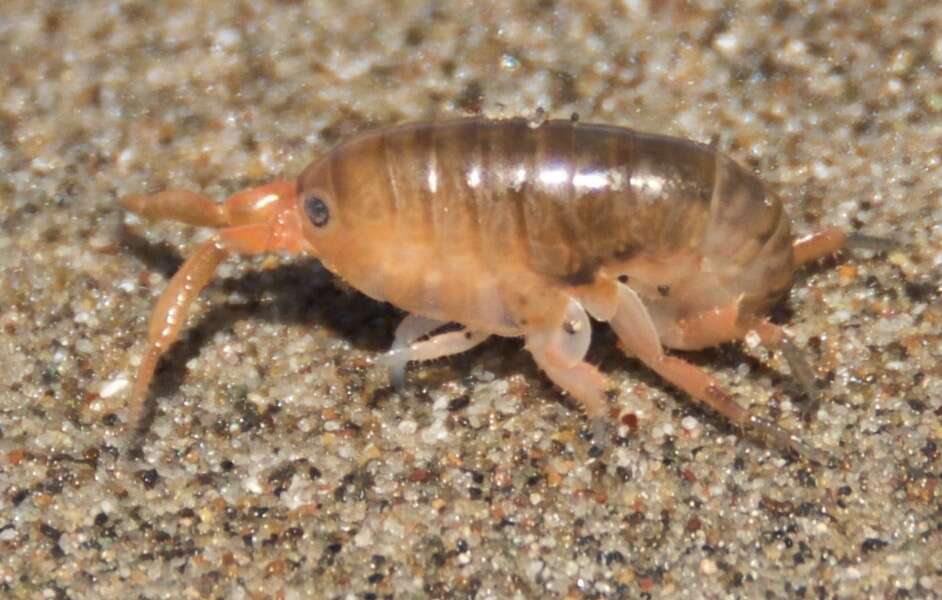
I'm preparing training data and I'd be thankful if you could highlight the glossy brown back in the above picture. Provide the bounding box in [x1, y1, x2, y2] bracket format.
[312, 118, 789, 295]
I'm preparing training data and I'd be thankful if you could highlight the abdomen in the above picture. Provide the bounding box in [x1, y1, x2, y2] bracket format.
[322, 118, 794, 330]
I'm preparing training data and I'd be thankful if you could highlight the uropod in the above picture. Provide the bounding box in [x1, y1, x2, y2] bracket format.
[119, 117, 886, 461]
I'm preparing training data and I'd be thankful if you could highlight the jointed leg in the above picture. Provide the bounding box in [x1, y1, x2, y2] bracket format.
[126, 224, 288, 433]
[782, 226, 896, 412]
[381, 315, 447, 388]
[527, 342, 610, 420]
[126, 229, 237, 432]
[793, 227, 895, 266]
[608, 281, 830, 462]
[793, 228, 847, 265]
[524, 297, 612, 431]
[667, 301, 822, 414]
[391, 315, 446, 348]
[378, 320, 490, 388]
[654, 291, 821, 418]
[126, 240, 224, 431]
[748, 320, 820, 419]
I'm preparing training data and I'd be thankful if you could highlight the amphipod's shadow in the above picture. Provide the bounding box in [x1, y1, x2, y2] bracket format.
[118, 226, 399, 446]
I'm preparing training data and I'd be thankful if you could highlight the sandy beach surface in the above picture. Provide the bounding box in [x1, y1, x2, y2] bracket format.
[1, 1, 940, 597]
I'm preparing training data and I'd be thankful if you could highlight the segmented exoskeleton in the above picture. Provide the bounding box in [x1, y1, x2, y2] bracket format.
[120, 117, 884, 461]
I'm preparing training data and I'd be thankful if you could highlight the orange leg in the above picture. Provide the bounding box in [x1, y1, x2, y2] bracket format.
[673, 301, 743, 350]
[607, 281, 831, 462]
[528, 342, 610, 419]
[126, 236, 227, 434]
[793, 227, 896, 266]
[665, 300, 822, 420]
[792, 227, 847, 265]
[120, 180, 298, 229]
[785, 226, 896, 409]
[668, 302, 821, 413]
[121, 181, 305, 437]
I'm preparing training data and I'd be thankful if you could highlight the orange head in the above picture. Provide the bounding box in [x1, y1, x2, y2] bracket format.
[292, 147, 400, 283]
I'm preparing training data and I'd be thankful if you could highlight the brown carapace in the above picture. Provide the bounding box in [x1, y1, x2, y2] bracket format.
[120, 117, 879, 461]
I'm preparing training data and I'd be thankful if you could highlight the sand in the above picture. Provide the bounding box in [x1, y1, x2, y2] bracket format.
[1, 1, 940, 597]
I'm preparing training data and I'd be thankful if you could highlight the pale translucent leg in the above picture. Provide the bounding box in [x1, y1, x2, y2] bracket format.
[608, 282, 831, 463]
[391, 315, 445, 350]
[379, 315, 489, 388]
[527, 347, 609, 416]
[381, 315, 446, 387]
[525, 298, 612, 439]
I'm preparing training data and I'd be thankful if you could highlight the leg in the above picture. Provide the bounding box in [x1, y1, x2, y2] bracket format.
[608, 281, 830, 463]
[792, 228, 846, 265]
[382, 315, 447, 388]
[527, 343, 610, 420]
[667, 298, 743, 350]
[793, 227, 896, 266]
[391, 315, 446, 349]
[749, 319, 820, 419]
[525, 297, 611, 421]
[377, 323, 489, 387]
[661, 296, 821, 417]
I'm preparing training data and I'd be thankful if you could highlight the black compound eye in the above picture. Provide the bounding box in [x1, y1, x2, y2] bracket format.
[304, 195, 330, 227]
